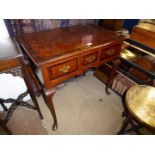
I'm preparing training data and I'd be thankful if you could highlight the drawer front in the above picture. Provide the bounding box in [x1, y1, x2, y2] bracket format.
[48, 58, 78, 80]
[100, 47, 117, 60]
[82, 51, 99, 66]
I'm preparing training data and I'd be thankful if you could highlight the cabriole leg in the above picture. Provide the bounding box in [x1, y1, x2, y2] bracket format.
[42, 88, 58, 131]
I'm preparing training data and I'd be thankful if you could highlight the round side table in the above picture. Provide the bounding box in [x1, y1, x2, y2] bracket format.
[118, 85, 155, 135]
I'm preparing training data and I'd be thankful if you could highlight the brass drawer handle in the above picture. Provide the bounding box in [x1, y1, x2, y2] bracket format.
[86, 55, 96, 63]
[107, 49, 114, 56]
[60, 65, 70, 73]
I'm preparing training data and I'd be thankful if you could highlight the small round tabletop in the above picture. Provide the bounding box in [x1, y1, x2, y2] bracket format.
[126, 85, 155, 129]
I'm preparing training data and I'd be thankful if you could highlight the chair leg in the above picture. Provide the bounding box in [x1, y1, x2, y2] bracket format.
[117, 118, 130, 135]
[129, 121, 143, 135]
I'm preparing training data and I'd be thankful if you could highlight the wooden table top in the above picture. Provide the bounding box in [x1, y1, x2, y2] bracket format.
[18, 24, 122, 67]
[0, 37, 21, 62]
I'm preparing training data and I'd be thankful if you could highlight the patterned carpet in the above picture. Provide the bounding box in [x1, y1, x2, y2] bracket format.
[0, 103, 47, 135]
[40, 74, 124, 135]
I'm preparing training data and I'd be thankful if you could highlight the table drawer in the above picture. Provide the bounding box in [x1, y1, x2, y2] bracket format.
[100, 46, 117, 60]
[48, 57, 78, 80]
[82, 50, 99, 66]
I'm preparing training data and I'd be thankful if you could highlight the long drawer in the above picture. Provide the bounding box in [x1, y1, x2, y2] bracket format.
[48, 57, 79, 80]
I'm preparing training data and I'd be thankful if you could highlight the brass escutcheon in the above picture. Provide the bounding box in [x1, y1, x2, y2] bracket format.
[60, 65, 70, 73]
[107, 49, 114, 55]
[86, 55, 96, 63]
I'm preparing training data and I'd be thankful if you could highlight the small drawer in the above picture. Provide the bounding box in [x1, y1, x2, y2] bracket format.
[100, 47, 117, 60]
[48, 58, 78, 80]
[82, 51, 98, 66]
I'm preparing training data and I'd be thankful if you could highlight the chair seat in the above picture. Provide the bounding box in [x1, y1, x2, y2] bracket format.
[0, 73, 30, 100]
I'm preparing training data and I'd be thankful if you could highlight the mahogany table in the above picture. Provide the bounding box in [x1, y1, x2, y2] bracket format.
[18, 24, 124, 130]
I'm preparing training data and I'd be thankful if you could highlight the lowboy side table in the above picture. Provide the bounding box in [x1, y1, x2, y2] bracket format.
[18, 24, 125, 130]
